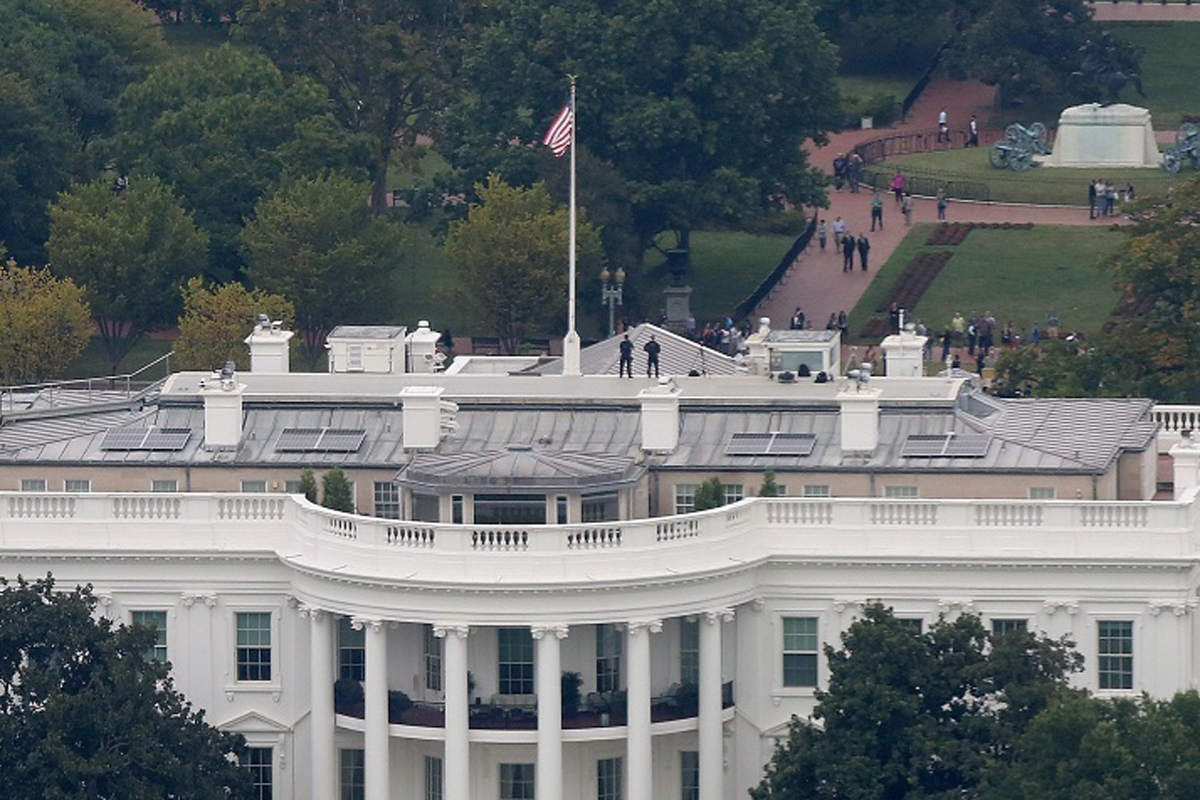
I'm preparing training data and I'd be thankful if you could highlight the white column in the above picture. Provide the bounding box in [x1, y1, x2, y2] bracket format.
[699, 609, 732, 800]
[533, 624, 568, 800]
[359, 618, 390, 800]
[626, 620, 661, 800]
[437, 624, 470, 800]
[307, 607, 336, 800]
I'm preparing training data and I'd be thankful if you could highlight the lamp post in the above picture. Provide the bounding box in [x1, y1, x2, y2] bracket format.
[599, 267, 625, 337]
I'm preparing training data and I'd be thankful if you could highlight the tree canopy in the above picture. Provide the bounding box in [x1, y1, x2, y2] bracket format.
[175, 278, 295, 372]
[444, 174, 604, 354]
[241, 173, 409, 366]
[0, 574, 253, 799]
[0, 260, 91, 384]
[445, 0, 841, 256]
[48, 174, 209, 372]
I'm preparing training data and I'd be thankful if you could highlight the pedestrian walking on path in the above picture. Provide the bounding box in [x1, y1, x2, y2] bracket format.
[857, 235, 871, 271]
[818, 219, 827, 251]
[891, 171, 905, 204]
[937, 188, 948, 221]
[832, 216, 846, 246]
[902, 193, 913, 226]
[870, 191, 884, 231]
[842, 233, 856, 272]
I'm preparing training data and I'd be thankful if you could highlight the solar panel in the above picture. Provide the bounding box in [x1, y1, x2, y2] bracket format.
[900, 433, 991, 458]
[100, 427, 192, 451]
[276, 428, 366, 453]
[726, 432, 817, 457]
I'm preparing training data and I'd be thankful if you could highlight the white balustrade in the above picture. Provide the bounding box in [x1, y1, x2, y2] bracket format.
[1153, 405, 1200, 448]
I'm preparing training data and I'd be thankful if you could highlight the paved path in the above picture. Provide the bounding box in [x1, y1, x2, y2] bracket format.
[1091, 3, 1200, 21]
[753, 78, 1124, 334]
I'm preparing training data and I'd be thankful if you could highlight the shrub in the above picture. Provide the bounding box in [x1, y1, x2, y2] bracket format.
[334, 678, 364, 714]
[321, 467, 354, 512]
[693, 477, 726, 511]
[388, 690, 413, 722]
[741, 209, 807, 236]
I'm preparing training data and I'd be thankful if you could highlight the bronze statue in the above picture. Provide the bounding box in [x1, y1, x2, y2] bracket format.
[1071, 37, 1144, 106]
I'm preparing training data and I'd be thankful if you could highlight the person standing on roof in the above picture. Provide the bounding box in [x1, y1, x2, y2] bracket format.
[619, 335, 634, 378]
[644, 335, 661, 378]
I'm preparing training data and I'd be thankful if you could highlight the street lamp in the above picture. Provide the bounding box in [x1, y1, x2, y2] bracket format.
[599, 267, 625, 337]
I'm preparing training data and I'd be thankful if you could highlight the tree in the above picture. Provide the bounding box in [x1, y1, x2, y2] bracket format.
[444, 174, 604, 353]
[237, 0, 475, 212]
[751, 603, 1082, 799]
[48, 174, 209, 372]
[692, 477, 727, 512]
[759, 470, 783, 498]
[175, 278, 295, 372]
[111, 44, 374, 279]
[446, 0, 840, 260]
[241, 173, 409, 367]
[298, 468, 319, 504]
[0, 260, 91, 384]
[321, 467, 355, 513]
[814, 0, 954, 73]
[0, 575, 253, 799]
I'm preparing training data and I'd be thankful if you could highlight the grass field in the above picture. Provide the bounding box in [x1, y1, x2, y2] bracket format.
[849, 224, 1125, 342]
[876, 148, 1179, 205]
[1109, 23, 1200, 130]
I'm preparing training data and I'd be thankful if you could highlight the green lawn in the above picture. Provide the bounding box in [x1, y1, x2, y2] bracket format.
[877, 148, 1178, 205]
[836, 73, 920, 102]
[1109, 23, 1200, 130]
[850, 224, 1125, 342]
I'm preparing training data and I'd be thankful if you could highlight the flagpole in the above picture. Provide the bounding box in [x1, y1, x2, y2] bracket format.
[562, 75, 582, 377]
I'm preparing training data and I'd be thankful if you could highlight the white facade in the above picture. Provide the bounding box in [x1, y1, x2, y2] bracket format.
[3, 487, 1199, 800]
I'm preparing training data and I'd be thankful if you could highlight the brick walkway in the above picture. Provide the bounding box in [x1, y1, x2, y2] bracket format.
[753, 79, 1128, 335]
[1091, 3, 1200, 22]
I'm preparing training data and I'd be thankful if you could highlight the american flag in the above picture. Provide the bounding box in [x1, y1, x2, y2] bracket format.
[542, 104, 573, 157]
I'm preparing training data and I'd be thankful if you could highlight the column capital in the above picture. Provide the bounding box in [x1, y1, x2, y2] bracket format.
[433, 623, 470, 639]
[1149, 599, 1197, 617]
[627, 619, 663, 636]
[937, 598, 975, 614]
[703, 608, 735, 625]
[531, 623, 570, 640]
[1043, 600, 1079, 616]
[351, 616, 385, 633]
[181, 592, 217, 608]
[298, 604, 327, 620]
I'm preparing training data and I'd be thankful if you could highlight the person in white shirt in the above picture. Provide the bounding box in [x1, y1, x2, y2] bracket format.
[938, 109, 949, 143]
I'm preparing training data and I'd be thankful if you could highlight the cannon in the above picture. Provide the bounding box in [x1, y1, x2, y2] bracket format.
[990, 140, 1035, 171]
[1162, 123, 1200, 174]
[1005, 122, 1051, 155]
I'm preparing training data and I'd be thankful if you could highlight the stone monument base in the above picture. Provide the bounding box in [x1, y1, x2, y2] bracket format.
[1042, 103, 1160, 168]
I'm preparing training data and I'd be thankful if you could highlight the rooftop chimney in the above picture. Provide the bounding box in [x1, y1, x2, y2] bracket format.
[199, 362, 245, 449]
[401, 386, 451, 450]
[838, 384, 882, 454]
[1170, 435, 1200, 500]
[879, 322, 927, 377]
[639, 378, 681, 452]
[244, 315, 294, 373]
[406, 320, 444, 374]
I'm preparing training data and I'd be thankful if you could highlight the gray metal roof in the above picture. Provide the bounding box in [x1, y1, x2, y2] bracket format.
[532, 324, 742, 376]
[398, 449, 643, 490]
[763, 330, 839, 344]
[327, 325, 406, 340]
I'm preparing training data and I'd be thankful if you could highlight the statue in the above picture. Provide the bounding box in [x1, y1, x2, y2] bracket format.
[1071, 37, 1145, 106]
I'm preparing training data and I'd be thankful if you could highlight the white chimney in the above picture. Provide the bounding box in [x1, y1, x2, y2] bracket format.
[401, 386, 446, 450]
[879, 328, 927, 377]
[244, 316, 294, 373]
[838, 386, 882, 453]
[1170, 437, 1200, 500]
[199, 363, 245, 449]
[406, 320, 443, 374]
[639, 379, 681, 452]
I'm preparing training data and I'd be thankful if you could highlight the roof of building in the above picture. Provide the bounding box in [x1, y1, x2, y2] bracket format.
[398, 449, 643, 490]
[327, 325, 406, 340]
[531, 324, 743, 377]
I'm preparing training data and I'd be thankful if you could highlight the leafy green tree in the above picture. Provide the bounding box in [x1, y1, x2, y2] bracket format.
[175, 278, 295, 372]
[446, 0, 841, 260]
[444, 174, 604, 353]
[0, 260, 91, 384]
[692, 477, 727, 512]
[321, 467, 355, 513]
[751, 603, 1082, 799]
[814, 0, 954, 73]
[0, 574, 253, 799]
[48, 174, 209, 372]
[759, 470, 783, 498]
[298, 468, 319, 504]
[240, 173, 409, 367]
[112, 44, 374, 279]
[237, 0, 475, 212]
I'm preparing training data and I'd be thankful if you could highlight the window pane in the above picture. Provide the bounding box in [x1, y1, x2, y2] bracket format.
[1028, 487, 1056, 499]
[674, 485, 697, 514]
[64, 479, 91, 492]
[581, 492, 619, 523]
[723, 484, 744, 504]
[341, 749, 365, 800]
[500, 763, 535, 799]
[681, 751, 700, 800]
[782, 617, 818, 688]
[1098, 621, 1133, 690]
[992, 618, 1028, 636]
[20, 479, 46, 492]
[245, 747, 273, 800]
[425, 755, 443, 800]
[412, 492, 439, 522]
[284, 480, 304, 495]
[151, 479, 178, 492]
[884, 485, 918, 498]
[241, 480, 267, 493]
[802, 485, 830, 498]
[373, 482, 401, 519]
[680, 618, 699, 685]
[131, 610, 167, 662]
[598, 757, 623, 800]
[339, 616, 365, 682]
[425, 624, 443, 691]
[474, 494, 545, 525]
[237, 612, 272, 682]
[596, 623, 622, 693]
[498, 628, 534, 695]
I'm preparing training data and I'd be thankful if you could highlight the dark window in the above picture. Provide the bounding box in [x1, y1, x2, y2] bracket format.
[474, 494, 545, 525]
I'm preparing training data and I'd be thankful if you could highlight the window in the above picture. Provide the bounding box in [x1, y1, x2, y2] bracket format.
[581, 492, 619, 522]
[723, 484, 745, 504]
[674, 484, 698, 514]
[64, 479, 91, 492]
[131, 610, 168, 662]
[425, 755, 443, 800]
[338, 616, 365, 682]
[236, 612, 272, 682]
[884, 485, 919, 498]
[341, 749, 365, 800]
[241, 480, 268, 493]
[347, 344, 364, 371]
[681, 751, 699, 800]
[412, 492, 439, 522]
[284, 480, 305, 495]
[680, 617, 699, 685]
[897, 618, 924, 633]
[1028, 487, 1057, 500]
[802, 485, 830, 498]
[374, 482, 401, 519]
[1098, 620, 1133, 690]
[782, 617, 818, 688]
[598, 757, 623, 800]
[424, 624, 443, 691]
[556, 495, 568, 524]
[500, 763, 535, 799]
[244, 747, 273, 800]
[474, 494, 545, 525]
[992, 618, 1028, 636]
[151, 479, 178, 492]
[498, 628, 534, 695]
[451, 495, 464, 524]
[596, 624, 622, 693]
[19, 478, 46, 492]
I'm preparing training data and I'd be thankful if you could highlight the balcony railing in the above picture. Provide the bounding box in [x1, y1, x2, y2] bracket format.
[1152, 404, 1200, 448]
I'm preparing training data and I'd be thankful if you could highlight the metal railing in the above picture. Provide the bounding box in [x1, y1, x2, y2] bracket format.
[0, 351, 174, 415]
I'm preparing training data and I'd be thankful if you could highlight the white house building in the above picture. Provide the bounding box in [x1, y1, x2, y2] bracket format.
[2, 325, 1200, 800]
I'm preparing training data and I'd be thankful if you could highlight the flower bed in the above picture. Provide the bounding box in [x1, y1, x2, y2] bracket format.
[925, 222, 1035, 246]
